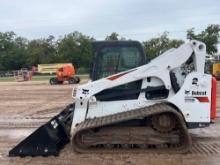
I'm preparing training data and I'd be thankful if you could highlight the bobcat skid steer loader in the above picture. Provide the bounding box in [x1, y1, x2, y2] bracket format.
[9, 40, 217, 156]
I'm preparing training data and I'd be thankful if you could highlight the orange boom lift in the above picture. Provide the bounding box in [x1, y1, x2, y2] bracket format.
[49, 65, 80, 85]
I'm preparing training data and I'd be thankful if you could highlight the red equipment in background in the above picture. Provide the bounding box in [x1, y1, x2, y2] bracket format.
[49, 65, 80, 85]
[14, 68, 32, 82]
[211, 76, 217, 121]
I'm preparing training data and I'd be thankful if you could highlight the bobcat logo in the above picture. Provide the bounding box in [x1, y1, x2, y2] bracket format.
[192, 78, 198, 85]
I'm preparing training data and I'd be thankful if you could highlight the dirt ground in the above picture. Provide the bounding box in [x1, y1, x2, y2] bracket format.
[0, 80, 220, 165]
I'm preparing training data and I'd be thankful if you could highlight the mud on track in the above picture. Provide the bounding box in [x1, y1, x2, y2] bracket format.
[0, 81, 220, 165]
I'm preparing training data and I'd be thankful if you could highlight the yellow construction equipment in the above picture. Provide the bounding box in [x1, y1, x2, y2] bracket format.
[212, 63, 220, 80]
[38, 63, 73, 74]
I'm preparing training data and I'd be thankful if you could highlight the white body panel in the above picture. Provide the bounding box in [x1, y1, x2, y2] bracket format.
[169, 72, 211, 122]
[71, 40, 211, 134]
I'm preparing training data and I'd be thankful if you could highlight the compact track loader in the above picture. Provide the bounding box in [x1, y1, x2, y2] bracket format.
[9, 40, 217, 156]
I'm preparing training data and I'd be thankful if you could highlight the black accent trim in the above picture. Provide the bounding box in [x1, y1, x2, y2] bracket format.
[95, 83, 168, 101]
[170, 71, 180, 93]
[187, 122, 210, 129]
[145, 86, 169, 100]
[95, 80, 142, 101]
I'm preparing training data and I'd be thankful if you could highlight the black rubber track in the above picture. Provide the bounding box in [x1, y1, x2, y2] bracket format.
[71, 103, 192, 154]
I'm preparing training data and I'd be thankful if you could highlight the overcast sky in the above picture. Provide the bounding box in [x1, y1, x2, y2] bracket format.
[0, 0, 219, 41]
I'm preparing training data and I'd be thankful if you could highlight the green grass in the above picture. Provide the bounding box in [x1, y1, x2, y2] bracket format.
[0, 76, 14, 82]
[32, 75, 53, 81]
[0, 74, 89, 82]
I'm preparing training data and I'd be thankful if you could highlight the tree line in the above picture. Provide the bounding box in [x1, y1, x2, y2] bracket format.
[0, 24, 219, 71]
